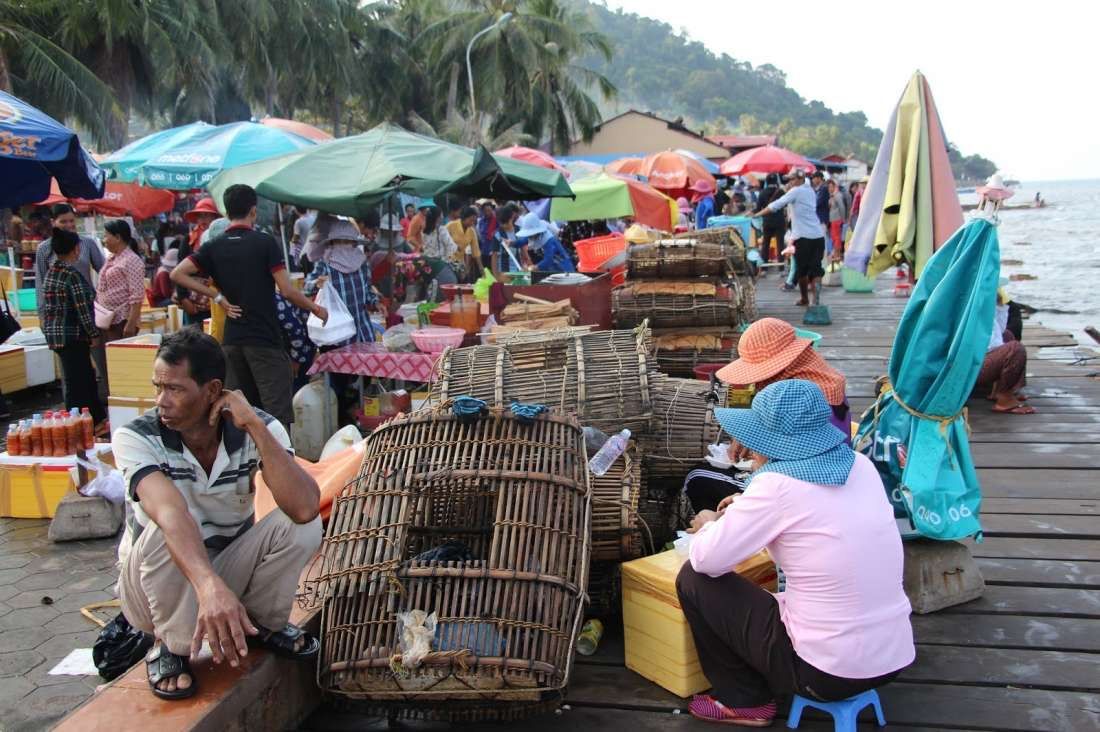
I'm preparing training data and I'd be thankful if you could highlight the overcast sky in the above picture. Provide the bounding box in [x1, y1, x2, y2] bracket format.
[604, 0, 1096, 181]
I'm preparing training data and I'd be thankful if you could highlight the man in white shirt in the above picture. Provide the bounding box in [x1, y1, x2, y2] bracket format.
[750, 169, 826, 306]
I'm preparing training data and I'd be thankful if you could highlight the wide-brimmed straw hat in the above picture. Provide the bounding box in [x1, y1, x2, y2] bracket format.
[689, 178, 715, 195]
[184, 197, 219, 223]
[624, 224, 650, 244]
[717, 318, 813, 385]
[516, 212, 550, 238]
[976, 173, 1014, 202]
[158, 248, 179, 270]
[714, 379, 847, 461]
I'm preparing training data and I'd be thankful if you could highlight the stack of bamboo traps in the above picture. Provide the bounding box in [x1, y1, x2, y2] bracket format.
[672, 225, 750, 275]
[639, 374, 728, 481]
[652, 328, 740, 378]
[315, 406, 591, 721]
[489, 293, 580, 338]
[431, 324, 658, 433]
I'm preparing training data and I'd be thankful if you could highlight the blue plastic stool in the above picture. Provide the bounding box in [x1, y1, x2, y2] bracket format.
[786, 689, 885, 730]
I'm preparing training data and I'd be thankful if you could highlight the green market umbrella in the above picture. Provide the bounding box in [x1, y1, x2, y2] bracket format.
[100, 121, 213, 182]
[854, 217, 1000, 541]
[549, 172, 675, 231]
[845, 72, 962, 279]
[208, 123, 572, 217]
[137, 121, 316, 190]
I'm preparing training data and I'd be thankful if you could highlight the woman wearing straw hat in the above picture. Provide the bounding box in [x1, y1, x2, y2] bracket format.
[677, 379, 913, 726]
[690, 179, 717, 230]
[717, 318, 850, 444]
[516, 212, 575, 273]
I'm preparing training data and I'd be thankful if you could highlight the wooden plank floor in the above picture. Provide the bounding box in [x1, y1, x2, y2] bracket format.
[303, 276, 1100, 731]
[556, 278, 1100, 732]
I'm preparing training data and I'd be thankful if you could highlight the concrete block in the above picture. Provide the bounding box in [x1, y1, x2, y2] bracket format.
[903, 539, 985, 614]
[47, 493, 122, 542]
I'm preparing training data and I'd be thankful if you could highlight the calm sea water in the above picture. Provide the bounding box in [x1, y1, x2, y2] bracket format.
[959, 178, 1100, 343]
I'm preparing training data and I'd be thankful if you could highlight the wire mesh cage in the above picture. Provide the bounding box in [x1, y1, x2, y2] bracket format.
[315, 406, 591, 720]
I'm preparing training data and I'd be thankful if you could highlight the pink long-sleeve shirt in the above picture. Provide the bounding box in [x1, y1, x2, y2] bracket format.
[689, 452, 915, 679]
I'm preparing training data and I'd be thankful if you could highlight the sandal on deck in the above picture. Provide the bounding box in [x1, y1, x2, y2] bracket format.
[145, 643, 197, 701]
[992, 403, 1036, 415]
[688, 695, 776, 727]
[248, 623, 320, 660]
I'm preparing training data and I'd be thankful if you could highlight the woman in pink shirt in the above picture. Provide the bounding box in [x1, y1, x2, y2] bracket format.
[678, 379, 913, 726]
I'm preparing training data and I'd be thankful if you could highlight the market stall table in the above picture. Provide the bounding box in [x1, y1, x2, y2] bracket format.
[307, 342, 441, 382]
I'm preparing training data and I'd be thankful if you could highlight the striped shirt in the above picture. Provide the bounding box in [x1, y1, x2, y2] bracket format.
[113, 407, 293, 554]
[304, 261, 377, 344]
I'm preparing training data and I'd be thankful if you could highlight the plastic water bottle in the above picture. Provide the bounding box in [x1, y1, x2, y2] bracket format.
[588, 428, 630, 476]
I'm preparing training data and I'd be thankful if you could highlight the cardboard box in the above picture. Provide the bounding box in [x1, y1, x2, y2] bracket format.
[0, 445, 113, 518]
[105, 333, 162, 399]
[0, 344, 27, 393]
[621, 549, 777, 698]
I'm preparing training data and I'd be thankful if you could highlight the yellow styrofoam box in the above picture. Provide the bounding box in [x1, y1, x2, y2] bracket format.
[0, 446, 111, 518]
[620, 549, 777, 698]
[0, 344, 27, 393]
[140, 306, 169, 335]
[105, 333, 162, 399]
[107, 395, 158, 437]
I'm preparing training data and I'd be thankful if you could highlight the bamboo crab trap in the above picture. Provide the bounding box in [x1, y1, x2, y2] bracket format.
[673, 225, 751, 275]
[589, 442, 644, 563]
[430, 325, 658, 433]
[639, 374, 728, 481]
[612, 279, 754, 330]
[652, 329, 740, 379]
[627, 239, 734, 279]
[315, 406, 592, 721]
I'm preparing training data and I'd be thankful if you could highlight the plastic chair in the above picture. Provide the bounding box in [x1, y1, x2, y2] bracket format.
[786, 688, 885, 731]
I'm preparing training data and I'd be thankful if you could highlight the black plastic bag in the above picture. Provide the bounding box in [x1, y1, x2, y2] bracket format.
[93, 612, 154, 681]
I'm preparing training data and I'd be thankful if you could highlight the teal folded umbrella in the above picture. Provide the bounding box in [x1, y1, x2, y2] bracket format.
[100, 121, 214, 182]
[854, 217, 999, 541]
[137, 121, 316, 189]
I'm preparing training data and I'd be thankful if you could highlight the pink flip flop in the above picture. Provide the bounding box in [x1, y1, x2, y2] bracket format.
[688, 695, 776, 727]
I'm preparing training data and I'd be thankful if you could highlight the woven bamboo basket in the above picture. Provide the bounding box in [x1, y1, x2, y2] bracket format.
[652, 329, 739, 379]
[590, 442, 643, 563]
[612, 281, 749, 330]
[640, 374, 728, 481]
[731, 274, 758, 322]
[674, 226, 750, 274]
[430, 325, 658, 433]
[315, 406, 591, 720]
[627, 239, 733, 279]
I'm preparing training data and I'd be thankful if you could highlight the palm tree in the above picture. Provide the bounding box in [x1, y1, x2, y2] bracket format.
[0, 0, 118, 146]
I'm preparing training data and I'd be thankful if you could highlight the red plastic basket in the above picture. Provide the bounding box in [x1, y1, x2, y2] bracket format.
[609, 264, 627, 286]
[575, 234, 626, 271]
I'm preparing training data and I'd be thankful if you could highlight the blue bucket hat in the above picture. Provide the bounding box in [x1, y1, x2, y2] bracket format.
[715, 379, 847, 461]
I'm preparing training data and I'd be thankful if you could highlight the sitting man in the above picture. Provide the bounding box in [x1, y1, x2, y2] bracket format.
[114, 328, 322, 700]
[678, 379, 913, 726]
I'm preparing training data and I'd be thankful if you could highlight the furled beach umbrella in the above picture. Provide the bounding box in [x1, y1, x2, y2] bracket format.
[494, 145, 565, 173]
[137, 121, 316, 189]
[258, 116, 332, 141]
[844, 71, 963, 279]
[550, 172, 675, 231]
[853, 216, 1000, 541]
[207, 122, 572, 218]
[634, 150, 716, 194]
[719, 144, 815, 176]
[38, 179, 176, 219]
[100, 121, 213, 182]
[0, 90, 105, 207]
[605, 156, 643, 177]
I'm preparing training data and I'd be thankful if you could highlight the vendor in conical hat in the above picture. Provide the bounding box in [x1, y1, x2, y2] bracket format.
[717, 318, 850, 441]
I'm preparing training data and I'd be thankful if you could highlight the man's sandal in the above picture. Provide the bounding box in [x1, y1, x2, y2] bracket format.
[248, 623, 320, 660]
[145, 644, 196, 700]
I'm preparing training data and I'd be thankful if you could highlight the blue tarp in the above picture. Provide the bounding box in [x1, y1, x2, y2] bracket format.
[0, 91, 104, 208]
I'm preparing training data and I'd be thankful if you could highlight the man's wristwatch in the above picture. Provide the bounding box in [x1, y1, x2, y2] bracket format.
[213, 294, 225, 305]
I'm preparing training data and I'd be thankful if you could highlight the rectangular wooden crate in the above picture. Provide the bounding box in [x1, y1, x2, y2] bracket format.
[105, 333, 162, 399]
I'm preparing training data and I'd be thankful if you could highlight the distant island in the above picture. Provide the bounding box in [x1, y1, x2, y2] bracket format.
[576, 0, 997, 182]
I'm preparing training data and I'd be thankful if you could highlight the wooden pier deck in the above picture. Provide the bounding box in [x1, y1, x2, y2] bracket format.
[304, 277, 1100, 731]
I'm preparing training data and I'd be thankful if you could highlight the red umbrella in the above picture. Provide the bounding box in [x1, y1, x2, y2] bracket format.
[720, 145, 815, 176]
[494, 146, 565, 173]
[258, 117, 332, 142]
[636, 150, 717, 193]
[38, 179, 176, 219]
[605, 157, 643, 176]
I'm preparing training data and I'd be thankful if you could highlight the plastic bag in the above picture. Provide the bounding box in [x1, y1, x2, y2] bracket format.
[93, 613, 153, 681]
[307, 282, 356, 346]
[472, 270, 496, 303]
[77, 455, 125, 504]
[382, 323, 417, 352]
[396, 609, 437, 669]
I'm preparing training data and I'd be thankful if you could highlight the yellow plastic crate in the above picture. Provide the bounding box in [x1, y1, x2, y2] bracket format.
[106, 333, 162, 399]
[621, 549, 777, 698]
